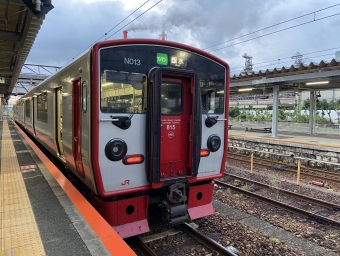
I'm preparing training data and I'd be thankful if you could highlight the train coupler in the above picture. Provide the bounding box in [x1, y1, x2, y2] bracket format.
[160, 201, 188, 226]
[160, 183, 188, 225]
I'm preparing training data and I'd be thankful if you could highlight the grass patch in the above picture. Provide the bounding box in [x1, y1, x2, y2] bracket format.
[233, 179, 241, 185]
[269, 237, 279, 243]
[241, 184, 249, 190]
[234, 193, 243, 199]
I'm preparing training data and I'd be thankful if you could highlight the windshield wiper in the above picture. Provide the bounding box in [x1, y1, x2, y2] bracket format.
[110, 98, 143, 130]
[202, 106, 218, 128]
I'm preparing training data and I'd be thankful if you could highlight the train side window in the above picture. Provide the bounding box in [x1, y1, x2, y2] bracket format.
[82, 81, 87, 113]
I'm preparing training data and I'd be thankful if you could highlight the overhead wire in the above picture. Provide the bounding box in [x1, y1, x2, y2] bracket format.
[70, 0, 162, 61]
[209, 11, 340, 53]
[230, 46, 340, 72]
[105, 0, 163, 40]
[204, 3, 340, 51]
[82, 0, 150, 49]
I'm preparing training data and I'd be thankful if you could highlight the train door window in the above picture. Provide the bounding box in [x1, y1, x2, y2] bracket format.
[37, 92, 48, 123]
[25, 99, 30, 118]
[82, 81, 87, 113]
[161, 83, 182, 115]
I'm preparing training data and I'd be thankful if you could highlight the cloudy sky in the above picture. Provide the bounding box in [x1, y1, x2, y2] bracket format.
[24, 0, 340, 76]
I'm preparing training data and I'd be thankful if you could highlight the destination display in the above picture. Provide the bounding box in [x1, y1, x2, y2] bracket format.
[156, 52, 187, 68]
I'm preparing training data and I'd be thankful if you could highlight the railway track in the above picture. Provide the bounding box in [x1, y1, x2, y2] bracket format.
[227, 152, 340, 183]
[215, 173, 340, 229]
[129, 223, 238, 256]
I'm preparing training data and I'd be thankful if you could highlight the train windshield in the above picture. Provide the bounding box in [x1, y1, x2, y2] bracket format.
[101, 71, 146, 113]
[99, 45, 226, 114]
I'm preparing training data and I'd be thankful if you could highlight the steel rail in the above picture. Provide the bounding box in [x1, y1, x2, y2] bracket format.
[128, 237, 157, 256]
[180, 223, 238, 256]
[227, 152, 340, 183]
[223, 173, 340, 210]
[214, 179, 340, 229]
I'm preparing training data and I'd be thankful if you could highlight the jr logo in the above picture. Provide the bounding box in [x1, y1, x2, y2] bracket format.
[121, 180, 130, 186]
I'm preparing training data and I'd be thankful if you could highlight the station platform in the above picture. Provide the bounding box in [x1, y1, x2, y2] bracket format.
[0, 120, 135, 256]
[228, 125, 340, 150]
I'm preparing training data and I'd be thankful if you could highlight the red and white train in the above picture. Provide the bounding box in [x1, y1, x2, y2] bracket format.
[14, 35, 230, 238]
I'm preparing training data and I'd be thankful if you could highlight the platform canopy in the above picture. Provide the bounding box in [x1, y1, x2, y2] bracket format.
[230, 59, 340, 95]
[0, 0, 52, 100]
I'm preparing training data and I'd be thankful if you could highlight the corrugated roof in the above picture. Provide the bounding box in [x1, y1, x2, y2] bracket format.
[231, 58, 340, 81]
[0, 1, 45, 99]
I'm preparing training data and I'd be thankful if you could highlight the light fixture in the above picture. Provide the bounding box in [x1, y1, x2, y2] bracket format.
[207, 135, 221, 152]
[238, 88, 253, 92]
[305, 81, 329, 85]
[105, 139, 127, 161]
[123, 155, 144, 165]
[200, 149, 210, 157]
[217, 90, 224, 93]
[102, 82, 114, 87]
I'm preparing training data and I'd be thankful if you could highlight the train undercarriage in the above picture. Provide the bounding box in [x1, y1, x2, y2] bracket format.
[91, 181, 214, 238]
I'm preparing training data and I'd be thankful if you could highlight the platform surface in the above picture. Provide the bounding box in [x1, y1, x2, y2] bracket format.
[229, 125, 340, 150]
[3, 118, 339, 255]
[0, 120, 135, 256]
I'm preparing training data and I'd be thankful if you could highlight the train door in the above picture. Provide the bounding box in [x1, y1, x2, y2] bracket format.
[55, 87, 65, 162]
[147, 69, 201, 187]
[23, 99, 26, 126]
[32, 97, 36, 136]
[160, 78, 189, 178]
[71, 78, 85, 177]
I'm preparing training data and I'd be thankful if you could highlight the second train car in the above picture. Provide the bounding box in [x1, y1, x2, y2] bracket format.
[14, 35, 230, 238]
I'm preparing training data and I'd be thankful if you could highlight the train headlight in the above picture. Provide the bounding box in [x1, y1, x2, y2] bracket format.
[105, 139, 127, 161]
[207, 135, 221, 152]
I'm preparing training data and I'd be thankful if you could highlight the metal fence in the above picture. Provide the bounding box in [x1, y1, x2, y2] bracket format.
[232, 120, 340, 134]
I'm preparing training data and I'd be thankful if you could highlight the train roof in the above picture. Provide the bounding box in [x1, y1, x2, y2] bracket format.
[21, 38, 230, 98]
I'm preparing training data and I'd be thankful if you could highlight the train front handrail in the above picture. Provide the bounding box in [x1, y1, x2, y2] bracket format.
[100, 118, 119, 122]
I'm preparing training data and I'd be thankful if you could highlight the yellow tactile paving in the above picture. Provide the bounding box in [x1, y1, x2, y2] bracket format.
[0, 121, 45, 255]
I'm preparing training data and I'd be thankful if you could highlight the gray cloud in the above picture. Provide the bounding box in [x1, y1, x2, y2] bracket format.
[26, 0, 340, 75]
[26, 0, 127, 67]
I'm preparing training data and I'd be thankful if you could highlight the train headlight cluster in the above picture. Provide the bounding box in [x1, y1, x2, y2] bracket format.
[207, 134, 221, 152]
[105, 139, 127, 161]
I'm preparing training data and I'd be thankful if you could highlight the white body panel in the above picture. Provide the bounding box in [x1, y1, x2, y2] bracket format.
[198, 118, 225, 177]
[17, 50, 97, 193]
[98, 114, 149, 192]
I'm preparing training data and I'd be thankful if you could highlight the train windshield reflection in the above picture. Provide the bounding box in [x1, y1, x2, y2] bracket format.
[100, 71, 147, 114]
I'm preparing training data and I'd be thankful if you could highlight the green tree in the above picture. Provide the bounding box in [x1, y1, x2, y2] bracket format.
[302, 98, 330, 110]
[238, 113, 247, 120]
[278, 109, 287, 120]
[229, 105, 240, 118]
[318, 99, 329, 110]
[335, 105, 340, 123]
[302, 99, 310, 110]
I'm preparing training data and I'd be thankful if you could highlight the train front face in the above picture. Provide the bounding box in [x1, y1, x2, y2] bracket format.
[91, 40, 229, 238]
